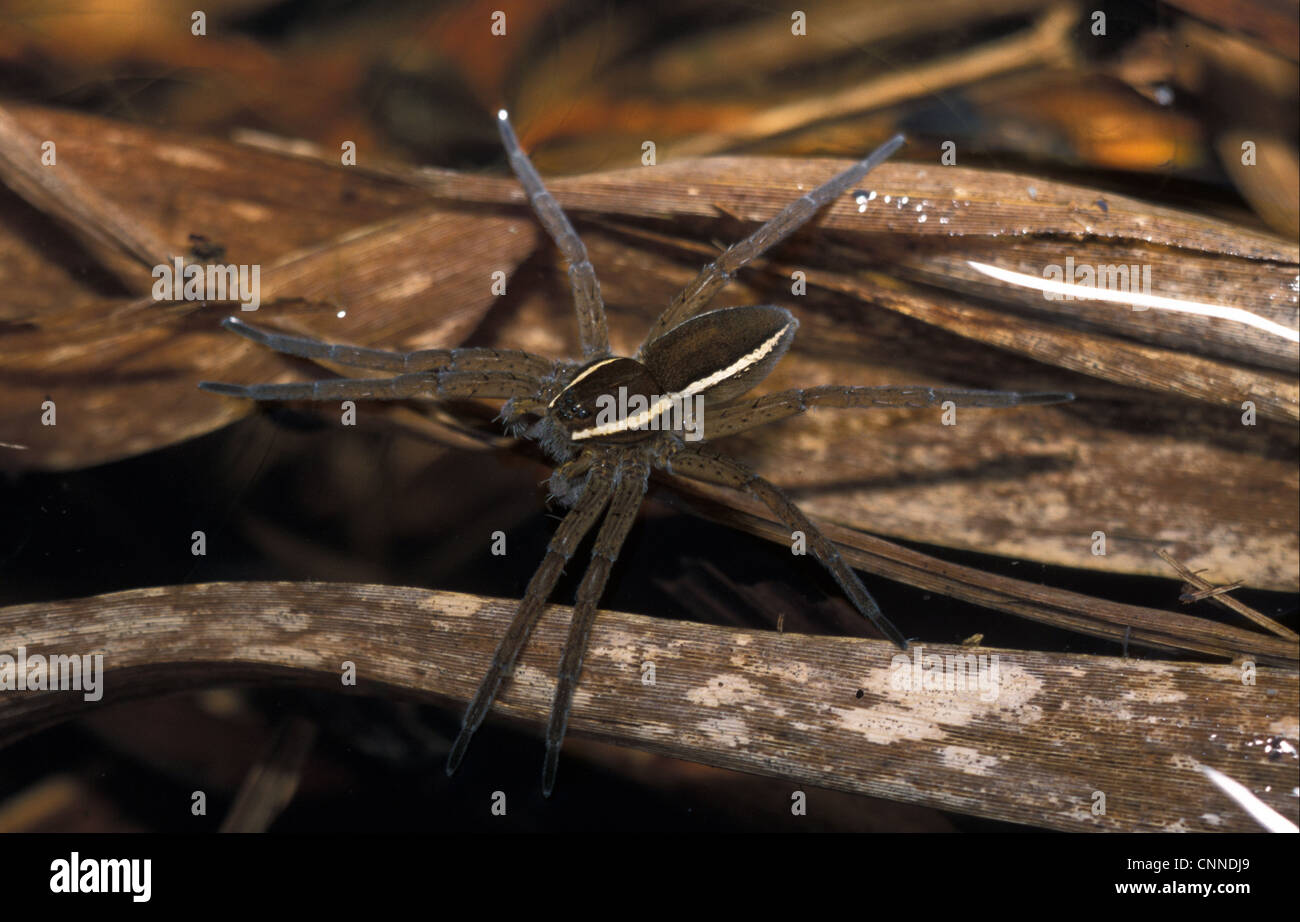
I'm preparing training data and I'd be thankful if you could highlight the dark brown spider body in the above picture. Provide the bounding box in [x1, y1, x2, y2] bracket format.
[548, 304, 796, 451]
[548, 356, 662, 444]
[200, 110, 1071, 796]
[641, 304, 797, 407]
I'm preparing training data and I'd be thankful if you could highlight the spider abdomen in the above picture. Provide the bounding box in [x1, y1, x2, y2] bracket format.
[642, 305, 798, 409]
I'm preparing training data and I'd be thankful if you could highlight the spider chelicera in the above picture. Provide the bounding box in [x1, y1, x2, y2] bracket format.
[201, 109, 1071, 795]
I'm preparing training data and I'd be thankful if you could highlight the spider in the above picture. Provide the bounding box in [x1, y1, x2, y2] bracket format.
[200, 109, 1071, 796]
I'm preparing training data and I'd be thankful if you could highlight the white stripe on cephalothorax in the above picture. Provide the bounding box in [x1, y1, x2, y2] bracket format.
[548, 357, 621, 408]
[572, 321, 792, 440]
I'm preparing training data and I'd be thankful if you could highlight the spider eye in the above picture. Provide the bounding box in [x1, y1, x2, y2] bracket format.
[553, 392, 589, 420]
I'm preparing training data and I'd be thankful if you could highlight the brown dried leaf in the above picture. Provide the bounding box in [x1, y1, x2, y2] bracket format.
[2, 105, 1295, 594]
[0, 106, 537, 470]
[2, 581, 1294, 832]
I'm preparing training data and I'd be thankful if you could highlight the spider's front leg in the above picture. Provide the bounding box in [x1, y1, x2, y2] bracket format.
[545, 453, 595, 507]
[199, 317, 555, 403]
[639, 133, 905, 353]
[199, 370, 542, 403]
[446, 450, 618, 776]
[666, 444, 910, 649]
[543, 452, 649, 795]
[215, 315, 556, 378]
[198, 374, 439, 402]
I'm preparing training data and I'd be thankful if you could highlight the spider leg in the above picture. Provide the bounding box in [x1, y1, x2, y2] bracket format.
[543, 454, 649, 796]
[198, 375, 438, 401]
[218, 316, 555, 378]
[705, 385, 1074, 440]
[639, 134, 905, 354]
[545, 453, 595, 505]
[436, 371, 542, 400]
[667, 445, 908, 649]
[497, 110, 610, 359]
[446, 452, 618, 776]
[199, 369, 540, 402]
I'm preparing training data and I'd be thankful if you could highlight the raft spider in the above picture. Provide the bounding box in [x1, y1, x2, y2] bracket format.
[201, 110, 1071, 795]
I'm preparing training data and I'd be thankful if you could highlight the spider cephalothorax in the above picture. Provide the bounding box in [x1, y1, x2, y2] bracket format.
[201, 109, 1070, 795]
[537, 304, 795, 456]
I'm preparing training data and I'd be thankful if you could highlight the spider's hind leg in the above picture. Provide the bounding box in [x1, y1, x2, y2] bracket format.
[668, 445, 909, 649]
[639, 133, 905, 353]
[705, 385, 1074, 439]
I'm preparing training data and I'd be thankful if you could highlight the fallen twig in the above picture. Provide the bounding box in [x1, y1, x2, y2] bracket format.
[1158, 547, 1299, 641]
[1, 581, 1295, 831]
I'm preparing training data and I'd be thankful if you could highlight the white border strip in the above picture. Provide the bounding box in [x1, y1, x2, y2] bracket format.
[574, 322, 792, 440]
